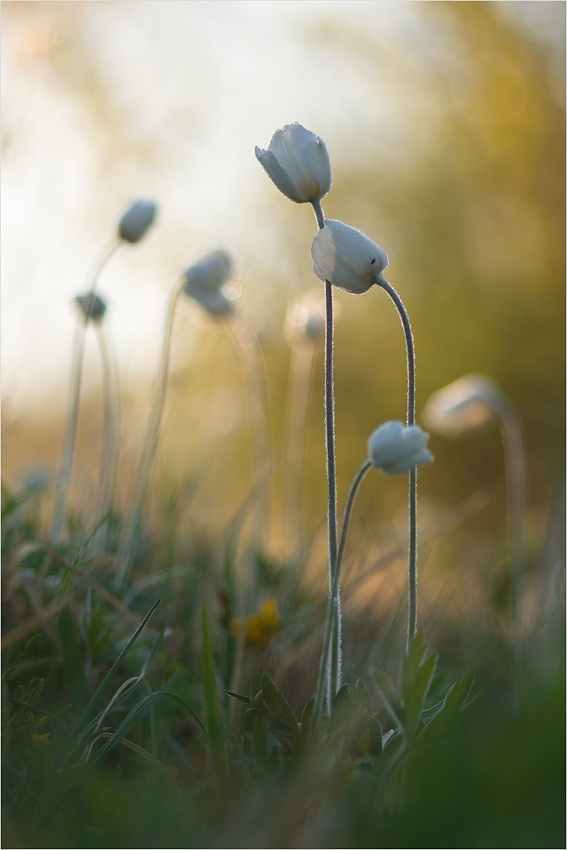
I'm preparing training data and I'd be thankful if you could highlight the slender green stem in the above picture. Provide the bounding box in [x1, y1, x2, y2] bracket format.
[50, 239, 122, 546]
[376, 279, 417, 650]
[315, 460, 372, 721]
[312, 198, 340, 709]
[113, 285, 184, 591]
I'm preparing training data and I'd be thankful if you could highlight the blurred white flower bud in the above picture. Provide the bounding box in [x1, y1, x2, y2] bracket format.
[368, 421, 433, 476]
[284, 293, 326, 347]
[422, 374, 502, 438]
[182, 250, 235, 318]
[255, 123, 332, 204]
[311, 220, 389, 294]
[74, 292, 107, 323]
[118, 200, 157, 244]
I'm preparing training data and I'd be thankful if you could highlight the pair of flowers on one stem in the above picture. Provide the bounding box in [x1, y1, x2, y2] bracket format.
[256, 123, 433, 716]
[50, 201, 158, 551]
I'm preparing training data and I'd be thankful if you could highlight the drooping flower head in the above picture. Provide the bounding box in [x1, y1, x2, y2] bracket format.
[118, 200, 157, 244]
[423, 374, 501, 438]
[255, 123, 332, 204]
[368, 421, 433, 476]
[181, 249, 235, 317]
[311, 220, 389, 294]
[74, 292, 107, 323]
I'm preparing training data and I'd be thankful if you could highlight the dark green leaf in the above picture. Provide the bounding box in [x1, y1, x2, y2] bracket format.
[261, 673, 299, 732]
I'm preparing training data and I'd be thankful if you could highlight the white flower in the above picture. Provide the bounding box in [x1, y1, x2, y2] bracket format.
[311, 220, 389, 294]
[182, 250, 235, 317]
[118, 200, 157, 244]
[422, 374, 501, 438]
[368, 421, 433, 476]
[255, 123, 332, 204]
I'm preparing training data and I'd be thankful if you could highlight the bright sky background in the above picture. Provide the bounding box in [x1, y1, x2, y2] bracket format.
[2, 1, 563, 417]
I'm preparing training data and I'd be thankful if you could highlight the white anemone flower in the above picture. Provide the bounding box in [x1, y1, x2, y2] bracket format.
[423, 374, 502, 438]
[182, 250, 235, 317]
[368, 421, 433, 476]
[255, 123, 332, 204]
[118, 200, 157, 244]
[311, 220, 389, 294]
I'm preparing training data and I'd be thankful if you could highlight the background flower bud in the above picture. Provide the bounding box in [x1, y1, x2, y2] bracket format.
[182, 249, 235, 318]
[284, 293, 326, 347]
[255, 122, 332, 204]
[368, 420, 433, 476]
[74, 292, 107, 322]
[118, 200, 157, 244]
[311, 219, 389, 294]
[422, 374, 501, 438]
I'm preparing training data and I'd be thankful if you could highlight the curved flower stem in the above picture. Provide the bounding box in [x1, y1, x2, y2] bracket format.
[376, 278, 417, 650]
[315, 459, 372, 721]
[50, 238, 122, 547]
[113, 284, 184, 591]
[312, 199, 340, 708]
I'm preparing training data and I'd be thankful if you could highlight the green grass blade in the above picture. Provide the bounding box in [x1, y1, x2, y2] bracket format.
[64, 597, 161, 756]
[201, 601, 227, 787]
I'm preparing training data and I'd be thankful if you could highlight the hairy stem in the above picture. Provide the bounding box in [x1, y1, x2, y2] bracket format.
[376, 278, 417, 650]
[312, 198, 340, 709]
[315, 460, 371, 721]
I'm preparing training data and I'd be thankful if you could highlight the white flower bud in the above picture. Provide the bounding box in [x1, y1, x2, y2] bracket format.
[368, 421, 433, 476]
[255, 123, 332, 204]
[311, 220, 389, 294]
[182, 250, 235, 318]
[74, 292, 107, 322]
[118, 200, 157, 244]
[423, 374, 501, 438]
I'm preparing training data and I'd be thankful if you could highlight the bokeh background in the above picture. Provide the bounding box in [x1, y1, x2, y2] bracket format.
[2, 2, 565, 622]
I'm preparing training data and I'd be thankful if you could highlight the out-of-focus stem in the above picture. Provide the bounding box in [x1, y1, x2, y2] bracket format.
[92, 325, 121, 553]
[225, 314, 273, 550]
[493, 396, 528, 703]
[283, 338, 317, 552]
[50, 238, 121, 547]
[113, 284, 184, 591]
[376, 279, 417, 651]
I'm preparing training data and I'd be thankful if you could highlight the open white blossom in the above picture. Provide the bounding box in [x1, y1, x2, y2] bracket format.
[311, 220, 389, 294]
[118, 200, 157, 244]
[255, 123, 332, 204]
[422, 374, 501, 438]
[368, 421, 433, 476]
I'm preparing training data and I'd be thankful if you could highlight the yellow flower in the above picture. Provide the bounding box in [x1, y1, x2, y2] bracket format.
[231, 598, 282, 648]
